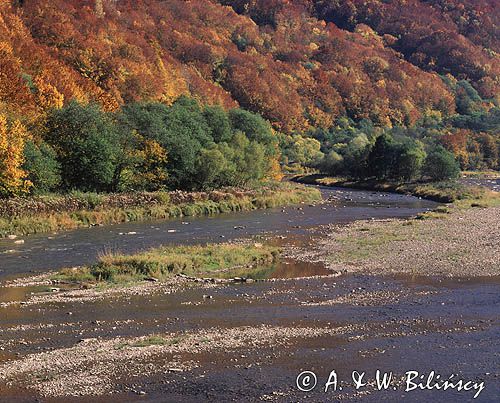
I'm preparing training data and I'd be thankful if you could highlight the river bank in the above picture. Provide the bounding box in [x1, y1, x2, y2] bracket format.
[286, 205, 500, 278]
[293, 174, 487, 203]
[286, 176, 500, 278]
[0, 183, 321, 238]
[1, 185, 498, 401]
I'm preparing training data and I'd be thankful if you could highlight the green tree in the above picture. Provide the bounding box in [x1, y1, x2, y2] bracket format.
[203, 105, 232, 143]
[455, 80, 483, 115]
[367, 133, 397, 180]
[282, 135, 324, 167]
[423, 146, 461, 181]
[195, 146, 230, 189]
[322, 150, 344, 175]
[119, 98, 213, 190]
[44, 101, 121, 192]
[393, 138, 427, 181]
[23, 140, 61, 194]
[342, 134, 371, 178]
[229, 131, 266, 185]
[228, 108, 275, 150]
[162, 97, 214, 189]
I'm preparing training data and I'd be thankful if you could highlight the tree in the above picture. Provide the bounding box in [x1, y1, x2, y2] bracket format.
[0, 115, 31, 197]
[44, 101, 120, 192]
[342, 133, 371, 178]
[228, 108, 279, 176]
[455, 80, 483, 115]
[95, 0, 104, 18]
[322, 150, 344, 175]
[23, 140, 61, 194]
[228, 108, 275, 149]
[229, 131, 267, 185]
[160, 97, 214, 189]
[393, 139, 426, 181]
[367, 133, 397, 180]
[195, 147, 230, 189]
[203, 105, 232, 143]
[117, 132, 168, 192]
[33, 75, 64, 111]
[477, 133, 499, 170]
[423, 146, 461, 181]
[282, 135, 324, 167]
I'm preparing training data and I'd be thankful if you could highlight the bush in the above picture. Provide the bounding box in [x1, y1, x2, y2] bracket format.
[423, 146, 461, 181]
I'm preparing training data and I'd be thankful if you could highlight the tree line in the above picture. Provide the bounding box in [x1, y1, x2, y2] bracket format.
[281, 119, 461, 183]
[1, 81, 497, 197]
[0, 97, 280, 197]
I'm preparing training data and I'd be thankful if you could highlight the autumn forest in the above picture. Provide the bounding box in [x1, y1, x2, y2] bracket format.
[0, 0, 499, 196]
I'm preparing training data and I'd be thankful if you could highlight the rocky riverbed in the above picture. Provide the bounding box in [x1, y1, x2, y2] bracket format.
[0, 267, 498, 402]
[286, 206, 500, 277]
[0, 187, 498, 402]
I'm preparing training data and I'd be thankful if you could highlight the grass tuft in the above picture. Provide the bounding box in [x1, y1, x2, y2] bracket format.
[53, 243, 281, 285]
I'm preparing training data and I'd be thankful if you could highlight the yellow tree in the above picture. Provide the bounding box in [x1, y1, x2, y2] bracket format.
[33, 75, 64, 112]
[0, 114, 31, 197]
[95, 0, 105, 18]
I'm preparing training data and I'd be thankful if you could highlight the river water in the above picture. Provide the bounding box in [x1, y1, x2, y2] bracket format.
[1, 186, 499, 402]
[0, 186, 436, 279]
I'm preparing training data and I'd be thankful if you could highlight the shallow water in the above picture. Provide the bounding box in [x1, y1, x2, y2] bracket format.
[1, 186, 498, 402]
[1, 268, 498, 402]
[461, 177, 500, 191]
[0, 186, 436, 279]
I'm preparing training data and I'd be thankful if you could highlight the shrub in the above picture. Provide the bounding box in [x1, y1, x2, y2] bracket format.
[423, 146, 461, 181]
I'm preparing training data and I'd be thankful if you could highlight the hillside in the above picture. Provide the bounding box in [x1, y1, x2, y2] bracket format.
[0, 0, 498, 197]
[2, 0, 497, 130]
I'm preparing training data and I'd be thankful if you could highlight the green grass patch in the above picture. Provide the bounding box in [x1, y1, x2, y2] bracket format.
[53, 243, 281, 285]
[115, 335, 184, 350]
[335, 228, 409, 261]
[0, 183, 321, 237]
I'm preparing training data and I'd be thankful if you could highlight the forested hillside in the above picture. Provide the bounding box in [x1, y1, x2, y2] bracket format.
[0, 0, 498, 196]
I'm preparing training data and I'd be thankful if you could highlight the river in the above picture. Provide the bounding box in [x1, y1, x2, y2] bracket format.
[0, 186, 436, 279]
[0, 186, 499, 402]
